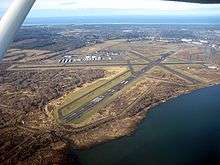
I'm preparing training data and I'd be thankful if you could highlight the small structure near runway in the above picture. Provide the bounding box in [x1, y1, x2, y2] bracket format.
[92, 96, 104, 103]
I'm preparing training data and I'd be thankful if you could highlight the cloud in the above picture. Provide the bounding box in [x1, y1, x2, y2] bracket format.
[30, 0, 220, 11]
[0, 0, 220, 17]
[60, 1, 77, 6]
[0, 0, 13, 9]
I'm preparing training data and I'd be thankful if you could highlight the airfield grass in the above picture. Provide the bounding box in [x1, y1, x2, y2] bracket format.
[70, 90, 120, 124]
[52, 67, 126, 121]
[162, 57, 188, 63]
[168, 64, 209, 83]
[57, 68, 131, 116]
[72, 39, 125, 55]
[132, 65, 146, 72]
[70, 70, 155, 124]
[59, 67, 127, 106]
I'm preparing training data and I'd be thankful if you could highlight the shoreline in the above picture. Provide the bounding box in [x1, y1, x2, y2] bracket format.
[69, 83, 214, 151]
[75, 84, 220, 165]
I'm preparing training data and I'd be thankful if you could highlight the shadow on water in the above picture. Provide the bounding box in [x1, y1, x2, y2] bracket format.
[75, 85, 220, 165]
[60, 147, 82, 165]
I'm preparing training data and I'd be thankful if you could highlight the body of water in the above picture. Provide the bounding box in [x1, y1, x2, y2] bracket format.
[23, 16, 220, 25]
[78, 85, 220, 165]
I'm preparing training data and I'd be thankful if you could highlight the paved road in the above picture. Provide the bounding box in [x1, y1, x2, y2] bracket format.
[61, 52, 173, 123]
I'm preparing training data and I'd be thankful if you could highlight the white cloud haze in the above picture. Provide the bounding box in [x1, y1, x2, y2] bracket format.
[0, 0, 220, 17]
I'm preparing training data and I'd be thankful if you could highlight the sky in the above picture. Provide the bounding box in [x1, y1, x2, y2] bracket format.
[0, 0, 220, 17]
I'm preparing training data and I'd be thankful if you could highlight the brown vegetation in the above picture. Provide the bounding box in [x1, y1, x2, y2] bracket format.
[0, 65, 105, 164]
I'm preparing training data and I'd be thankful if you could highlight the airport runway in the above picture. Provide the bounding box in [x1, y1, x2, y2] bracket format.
[61, 52, 173, 123]
[160, 65, 202, 84]
[6, 49, 202, 123]
[130, 50, 202, 84]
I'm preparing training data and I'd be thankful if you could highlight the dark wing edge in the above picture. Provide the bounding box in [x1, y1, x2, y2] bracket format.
[166, 0, 220, 3]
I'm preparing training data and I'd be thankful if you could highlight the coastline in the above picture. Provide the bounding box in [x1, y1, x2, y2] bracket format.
[69, 83, 210, 150]
[77, 84, 220, 165]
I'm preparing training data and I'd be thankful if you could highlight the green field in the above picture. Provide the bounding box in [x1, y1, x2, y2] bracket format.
[69, 88, 120, 124]
[58, 70, 132, 117]
[70, 69, 156, 124]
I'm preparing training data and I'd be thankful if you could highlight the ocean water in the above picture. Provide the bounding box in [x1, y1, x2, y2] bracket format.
[78, 85, 220, 165]
[24, 16, 220, 25]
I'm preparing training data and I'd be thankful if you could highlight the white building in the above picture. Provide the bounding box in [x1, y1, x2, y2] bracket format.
[181, 39, 192, 43]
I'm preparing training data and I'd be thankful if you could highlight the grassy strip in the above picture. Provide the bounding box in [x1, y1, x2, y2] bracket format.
[59, 70, 131, 116]
[70, 72, 152, 124]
